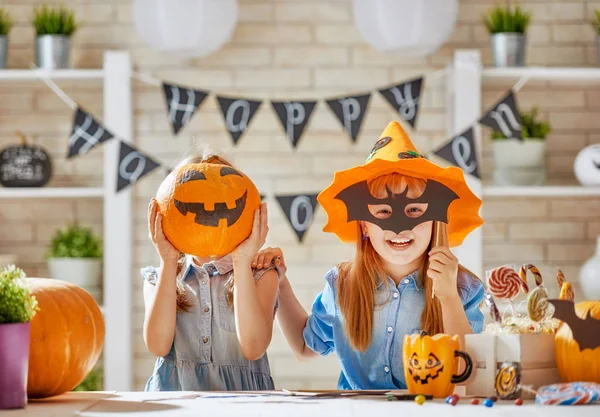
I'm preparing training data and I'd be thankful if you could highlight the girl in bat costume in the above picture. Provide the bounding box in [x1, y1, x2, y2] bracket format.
[141, 151, 280, 392]
[254, 121, 485, 390]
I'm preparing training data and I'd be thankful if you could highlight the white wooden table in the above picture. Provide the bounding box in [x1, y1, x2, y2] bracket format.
[3, 391, 599, 416]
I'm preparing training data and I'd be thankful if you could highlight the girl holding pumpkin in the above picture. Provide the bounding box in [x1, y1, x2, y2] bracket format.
[254, 121, 485, 390]
[141, 152, 280, 392]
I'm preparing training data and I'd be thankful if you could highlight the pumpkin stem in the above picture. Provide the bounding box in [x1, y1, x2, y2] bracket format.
[16, 130, 27, 146]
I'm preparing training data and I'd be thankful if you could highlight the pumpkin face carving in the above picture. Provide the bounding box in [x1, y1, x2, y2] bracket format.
[403, 332, 473, 398]
[156, 162, 261, 258]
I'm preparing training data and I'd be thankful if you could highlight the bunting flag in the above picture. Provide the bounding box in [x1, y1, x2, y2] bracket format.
[275, 194, 319, 243]
[378, 77, 423, 128]
[217, 96, 262, 145]
[479, 90, 522, 140]
[271, 101, 317, 149]
[432, 127, 480, 179]
[162, 82, 209, 135]
[117, 141, 161, 192]
[67, 107, 115, 158]
[326, 93, 371, 143]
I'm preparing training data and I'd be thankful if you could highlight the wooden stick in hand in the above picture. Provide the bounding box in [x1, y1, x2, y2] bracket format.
[431, 221, 449, 299]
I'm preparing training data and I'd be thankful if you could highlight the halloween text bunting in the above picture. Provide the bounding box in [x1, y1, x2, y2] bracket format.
[162, 83, 209, 136]
[378, 77, 423, 128]
[117, 141, 161, 192]
[68, 107, 115, 158]
[479, 90, 522, 140]
[271, 101, 317, 149]
[326, 93, 371, 143]
[276, 194, 319, 243]
[217, 96, 262, 145]
[432, 127, 480, 178]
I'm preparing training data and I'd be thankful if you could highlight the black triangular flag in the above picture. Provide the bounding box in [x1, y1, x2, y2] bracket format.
[378, 77, 423, 128]
[162, 82, 209, 135]
[433, 127, 480, 179]
[271, 101, 317, 149]
[326, 93, 371, 143]
[217, 96, 262, 145]
[117, 141, 161, 192]
[67, 107, 114, 158]
[479, 90, 522, 141]
[275, 194, 319, 243]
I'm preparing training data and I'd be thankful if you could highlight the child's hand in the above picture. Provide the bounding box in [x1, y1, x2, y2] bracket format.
[427, 246, 459, 301]
[232, 202, 268, 265]
[148, 198, 180, 264]
[252, 247, 286, 275]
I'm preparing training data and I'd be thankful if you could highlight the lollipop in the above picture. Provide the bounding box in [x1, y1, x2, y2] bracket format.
[488, 266, 529, 300]
[535, 382, 600, 405]
[559, 282, 575, 302]
[527, 286, 550, 322]
[556, 268, 566, 289]
[519, 263, 543, 287]
[484, 292, 502, 323]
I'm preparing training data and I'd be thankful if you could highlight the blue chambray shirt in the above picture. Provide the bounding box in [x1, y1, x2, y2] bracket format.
[303, 267, 485, 390]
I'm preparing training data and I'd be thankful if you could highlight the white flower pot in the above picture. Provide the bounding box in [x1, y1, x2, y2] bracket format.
[47, 258, 102, 289]
[492, 139, 546, 186]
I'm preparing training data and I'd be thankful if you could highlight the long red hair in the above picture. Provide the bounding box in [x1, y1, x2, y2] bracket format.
[337, 173, 473, 351]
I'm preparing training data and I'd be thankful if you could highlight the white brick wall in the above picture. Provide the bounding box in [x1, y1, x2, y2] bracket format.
[0, 0, 598, 390]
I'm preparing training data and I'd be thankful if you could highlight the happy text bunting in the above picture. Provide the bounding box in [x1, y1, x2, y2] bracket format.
[326, 93, 371, 143]
[433, 127, 480, 179]
[276, 194, 319, 243]
[271, 101, 317, 149]
[162, 82, 209, 136]
[378, 77, 423, 128]
[68, 107, 114, 158]
[479, 90, 522, 141]
[217, 96, 262, 145]
[117, 141, 161, 192]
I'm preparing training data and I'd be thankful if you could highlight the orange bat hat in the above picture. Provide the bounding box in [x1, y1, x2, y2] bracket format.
[317, 121, 483, 247]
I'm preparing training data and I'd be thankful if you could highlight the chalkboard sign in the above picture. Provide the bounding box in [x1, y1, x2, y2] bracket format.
[0, 132, 52, 187]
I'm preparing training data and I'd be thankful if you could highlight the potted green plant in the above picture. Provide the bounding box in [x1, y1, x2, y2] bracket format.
[591, 10, 600, 65]
[0, 265, 39, 409]
[0, 8, 12, 69]
[73, 367, 103, 392]
[46, 225, 102, 298]
[33, 3, 77, 69]
[491, 107, 551, 186]
[483, 3, 532, 67]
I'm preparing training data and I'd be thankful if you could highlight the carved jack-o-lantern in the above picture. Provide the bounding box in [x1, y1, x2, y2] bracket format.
[403, 332, 473, 398]
[156, 162, 261, 258]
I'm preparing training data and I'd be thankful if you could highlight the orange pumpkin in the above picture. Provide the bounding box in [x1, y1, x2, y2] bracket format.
[554, 301, 600, 383]
[26, 278, 104, 398]
[403, 332, 473, 398]
[156, 162, 261, 258]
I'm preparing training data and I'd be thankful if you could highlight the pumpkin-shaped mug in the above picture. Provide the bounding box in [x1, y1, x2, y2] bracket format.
[403, 331, 473, 398]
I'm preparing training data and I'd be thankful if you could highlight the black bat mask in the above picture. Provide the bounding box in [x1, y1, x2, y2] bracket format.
[334, 179, 459, 234]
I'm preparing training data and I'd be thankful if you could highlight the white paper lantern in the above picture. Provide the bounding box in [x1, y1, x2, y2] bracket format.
[133, 0, 238, 58]
[353, 0, 459, 57]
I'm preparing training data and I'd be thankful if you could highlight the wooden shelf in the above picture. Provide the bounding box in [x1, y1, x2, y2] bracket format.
[482, 66, 600, 81]
[0, 187, 104, 199]
[0, 69, 104, 82]
[483, 186, 600, 197]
